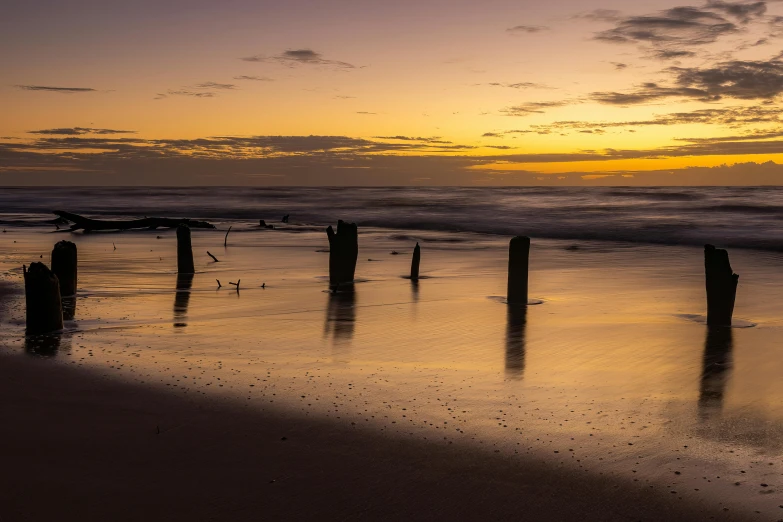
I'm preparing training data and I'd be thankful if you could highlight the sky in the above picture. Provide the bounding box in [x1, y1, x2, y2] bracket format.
[3, 0, 783, 185]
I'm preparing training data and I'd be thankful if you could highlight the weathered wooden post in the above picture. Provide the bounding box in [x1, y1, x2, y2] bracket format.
[326, 220, 358, 289]
[507, 236, 530, 305]
[410, 242, 421, 281]
[23, 262, 63, 335]
[51, 240, 77, 297]
[704, 244, 738, 327]
[177, 224, 195, 274]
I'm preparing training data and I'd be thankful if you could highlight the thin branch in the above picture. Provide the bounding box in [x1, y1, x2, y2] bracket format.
[224, 226, 232, 247]
[207, 251, 219, 262]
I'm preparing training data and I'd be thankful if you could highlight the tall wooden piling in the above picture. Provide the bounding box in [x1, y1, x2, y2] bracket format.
[51, 240, 77, 297]
[507, 236, 530, 305]
[23, 262, 63, 335]
[326, 220, 358, 288]
[410, 242, 421, 281]
[704, 244, 738, 327]
[177, 224, 195, 274]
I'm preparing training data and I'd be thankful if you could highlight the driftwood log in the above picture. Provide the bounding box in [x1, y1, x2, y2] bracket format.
[51, 240, 77, 297]
[410, 242, 421, 281]
[705, 244, 738, 327]
[177, 225, 195, 274]
[24, 262, 63, 335]
[53, 211, 215, 232]
[507, 236, 530, 305]
[326, 220, 358, 289]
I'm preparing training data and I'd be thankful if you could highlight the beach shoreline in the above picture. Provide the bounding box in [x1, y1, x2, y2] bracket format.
[2, 223, 783, 520]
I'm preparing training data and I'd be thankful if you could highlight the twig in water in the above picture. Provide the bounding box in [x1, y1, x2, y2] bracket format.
[261, 283, 265, 289]
[224, 226, 232, 247]
[207, 251, 219, 262]
[113, 242, 117, 251]
[229, 279, 241, 291]
[216, 279, 222, 288]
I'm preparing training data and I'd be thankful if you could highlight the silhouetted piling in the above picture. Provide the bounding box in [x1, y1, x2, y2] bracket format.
[177, 224, 195, 274]
[23, 262, 63, 335]
[507, 236, 530, 305]
[410, 242, 421, 280]
[326, 220, 358, 288]
[704, 244, 738, 327]
[51, 240, 77, 297]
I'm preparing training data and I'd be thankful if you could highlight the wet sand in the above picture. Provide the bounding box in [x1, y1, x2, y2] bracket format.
[2, 224, 783, 520]
[0, 351, 747, 522]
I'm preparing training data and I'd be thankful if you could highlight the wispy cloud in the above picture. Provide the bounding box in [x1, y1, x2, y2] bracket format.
[28, 127, 136, 136]
[592, 2, 770, 60]
[241, 49, 356, 69]
[486, 82, 548, 89]
[233, 75, 274, 82]
[501, 100, 572, 116]
[15, 85, 96, 93]
[195, 82, 236, 90]
[166, 90, 217, 98]
[506, 25, 549, 34]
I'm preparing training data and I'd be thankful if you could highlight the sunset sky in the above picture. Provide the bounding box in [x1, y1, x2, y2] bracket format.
[3, 0, 783, 185]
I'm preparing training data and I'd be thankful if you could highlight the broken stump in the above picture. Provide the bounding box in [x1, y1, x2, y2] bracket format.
[51, 240, 77, 297]
[24, 262, 63, 335]
[507, 236, 530, 305]
[177, 224, 195, 274]
[326, 220, 358, 288]
[705, 244, 738, 327]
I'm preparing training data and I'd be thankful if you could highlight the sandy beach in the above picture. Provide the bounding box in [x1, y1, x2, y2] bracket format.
[2, 220, 783, 521]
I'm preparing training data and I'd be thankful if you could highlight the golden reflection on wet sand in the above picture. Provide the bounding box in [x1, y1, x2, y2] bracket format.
[4, 228, 783, 515]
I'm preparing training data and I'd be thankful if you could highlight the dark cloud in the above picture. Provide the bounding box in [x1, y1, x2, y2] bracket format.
[356, 111, 377, 115]
[374, 136, 453, 144]
[15, 85, 96, 93]
[611, 62, 628, 70]
[195, 82, 237, 90]
[590, 57, 783, 104]
[28, 127, 136, 136]
[4, 133, 783, 186]
[652, 49, 697, 59]
[590, 83, 715, 105]
[595, 6, 738, 47]
[672, 59, 783, 99]
[520, 105, 783, 134]
[482, 132, 503, 138]
[706, 0, 766, 23]
[241, 49, 355, 69]
[506, 25, 549, 34]
[233, 75, 274, 82]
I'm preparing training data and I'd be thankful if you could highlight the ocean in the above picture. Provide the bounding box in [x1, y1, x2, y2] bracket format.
[1, 186, 782, 251]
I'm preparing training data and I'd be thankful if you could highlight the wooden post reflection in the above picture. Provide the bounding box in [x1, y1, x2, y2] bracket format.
[698, 326, 733, 421]
[174, 273, 194, 328]
[324, 289, 357, 362]
[505, 305, 527, 379]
